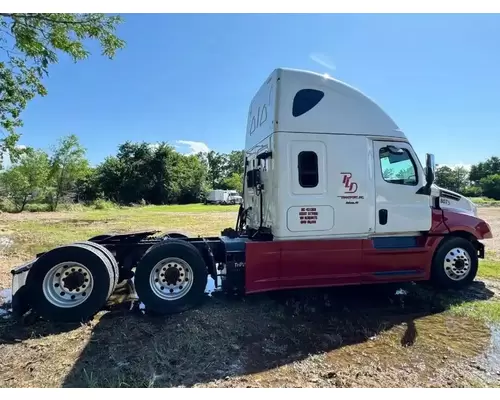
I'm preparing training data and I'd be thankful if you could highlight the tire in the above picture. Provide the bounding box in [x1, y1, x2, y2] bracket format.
[75, 241, 119, 291]
[134, 240, 208, 315]
[26, 243, 115, 322]
[160, 232, 190, 240]
[430, 236, 478, 289]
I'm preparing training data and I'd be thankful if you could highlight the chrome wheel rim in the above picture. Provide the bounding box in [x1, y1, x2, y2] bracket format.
[42, 262, 93, 307]
[149, 257, 193, 300]
[444, 247, 472, 281]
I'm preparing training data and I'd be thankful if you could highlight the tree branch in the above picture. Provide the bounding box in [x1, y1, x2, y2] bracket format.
[0, 13, 103, 27]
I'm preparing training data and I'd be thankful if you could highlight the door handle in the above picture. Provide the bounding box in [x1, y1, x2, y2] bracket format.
[379, 209, 388, 225]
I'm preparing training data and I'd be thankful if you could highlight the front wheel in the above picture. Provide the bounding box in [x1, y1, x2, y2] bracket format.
[430, 236, 478, 289]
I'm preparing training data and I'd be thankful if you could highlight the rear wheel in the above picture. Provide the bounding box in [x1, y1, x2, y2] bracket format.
[430, 236, 478, 289]
[26, 243, 114, 322]
[75, 241, 119, 291]
[134, 241, 207, 315]
[159, 232, 190, 240]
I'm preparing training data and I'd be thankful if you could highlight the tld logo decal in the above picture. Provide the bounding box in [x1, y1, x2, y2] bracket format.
[341, 172, 358, 193]
[338, 172, 364, 204]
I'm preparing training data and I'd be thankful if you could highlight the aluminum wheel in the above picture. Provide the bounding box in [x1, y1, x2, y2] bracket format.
[443, 247, 472, 281]
[149, 257, 194, 301]
[42, 262, 94, 308]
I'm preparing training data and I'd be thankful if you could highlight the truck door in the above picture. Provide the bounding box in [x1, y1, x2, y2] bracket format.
[373, 141, 432, 234]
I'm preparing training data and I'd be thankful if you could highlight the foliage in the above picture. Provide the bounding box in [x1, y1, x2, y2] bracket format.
[226, 150, 245, 175]
[0, 147, 50, 211]
[469, 156, 500, 184]
[433, 158, 500, 200]
[205, 150, 228, 189]
[46, 134, 90, 211]
[0, 13, 125, 162]
[220, 172, 243, 194]
[479, 174, 500, 200]
[435, 165, 470, 193]
[91, 199, 118, 210]
[3, 128, 500, 212]
[461, 185, 483, 198]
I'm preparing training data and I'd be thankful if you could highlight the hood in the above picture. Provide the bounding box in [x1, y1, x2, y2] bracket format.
[432, 184, 478, 217]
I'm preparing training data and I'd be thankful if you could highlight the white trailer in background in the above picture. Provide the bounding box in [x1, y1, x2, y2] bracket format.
[205, 189, 242, 205]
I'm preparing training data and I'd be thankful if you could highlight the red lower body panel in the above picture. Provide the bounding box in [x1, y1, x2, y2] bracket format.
[244, 235, 444, 294]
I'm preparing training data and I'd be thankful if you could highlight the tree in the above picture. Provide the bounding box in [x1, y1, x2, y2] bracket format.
[435, 165, 470, 193]
[226, 150, 245, 176]
[435, 166, 455, 190]
[206, 151, 228, 189]
[220, 172, 243, 193]
[95, 156, 124, 203]
[382, 168, 395, 180]
[470, 157, 500, 184]
[395, 165, 415, 181]
[480, 174, 500, 200]
[74, 167, 100, 203]
[0, 147, 50, 211]
[47, 134, 89, 210]
[0, 13, 125, 163]
[92, 141, 209, 205]
[114, 141, 157, 204]
[172, 153, 208, 204]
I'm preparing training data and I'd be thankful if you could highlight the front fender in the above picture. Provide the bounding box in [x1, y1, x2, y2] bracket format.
[442, 209, 493, 240]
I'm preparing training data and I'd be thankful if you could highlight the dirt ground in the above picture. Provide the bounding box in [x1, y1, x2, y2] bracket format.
[482, 207, 500, 257]
[0, 206, 499, 388]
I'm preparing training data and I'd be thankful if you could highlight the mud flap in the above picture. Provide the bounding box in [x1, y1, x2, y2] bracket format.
[10, 259, 36, 317]
[477, 241, 485, 259]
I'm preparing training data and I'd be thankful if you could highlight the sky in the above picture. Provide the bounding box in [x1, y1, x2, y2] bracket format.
[9, 13, 500, 168]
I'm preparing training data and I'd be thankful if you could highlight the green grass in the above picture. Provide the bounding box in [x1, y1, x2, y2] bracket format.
[478, 259, 500, 279]
[446, 259, 500, 323]
[449, 300, 500, 323]
[0, 200, 240, 214]
[2, 204, 240, 262]
[470, 197, 500, 207]
[138, 203, 239, 212]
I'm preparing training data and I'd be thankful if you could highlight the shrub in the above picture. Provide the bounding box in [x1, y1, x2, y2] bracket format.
[26, 203, 51, 212]
[56, 203, 86, 212]
[480, 174, 500, 200]
[92, 199, 117, 210]
[462, 185, 483, 198]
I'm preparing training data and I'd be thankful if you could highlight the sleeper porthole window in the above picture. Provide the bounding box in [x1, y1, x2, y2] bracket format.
[292, 89, 325, 117]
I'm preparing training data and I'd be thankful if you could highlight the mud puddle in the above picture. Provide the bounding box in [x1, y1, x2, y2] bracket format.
[474, 325, 500, 380]
[0, 288, 12, 319]
[243, 281, 500, 387]
[320, 287, 498, 386]
[0, 236, 14, 255]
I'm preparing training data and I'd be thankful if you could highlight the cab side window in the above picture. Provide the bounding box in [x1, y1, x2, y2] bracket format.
[298, 151, 318, 188]
[379, 147, 418, 186]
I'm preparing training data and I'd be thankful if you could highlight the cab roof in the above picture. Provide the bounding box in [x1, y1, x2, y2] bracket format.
[245, 68, 406, 150]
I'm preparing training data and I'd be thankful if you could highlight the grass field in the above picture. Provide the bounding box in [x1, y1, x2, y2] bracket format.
[0, 204, 500, 388]
[471, 197, 500, 207]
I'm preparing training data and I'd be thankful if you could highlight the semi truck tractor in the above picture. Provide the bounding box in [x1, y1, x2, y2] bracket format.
[8, 68, 493, 322]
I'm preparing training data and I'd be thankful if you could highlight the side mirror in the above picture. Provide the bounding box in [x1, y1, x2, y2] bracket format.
[425, 153, 435, 186]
